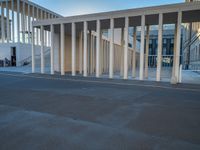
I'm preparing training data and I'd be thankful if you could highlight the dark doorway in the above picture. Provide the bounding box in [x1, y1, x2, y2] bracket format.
[11, 47, 16, 66]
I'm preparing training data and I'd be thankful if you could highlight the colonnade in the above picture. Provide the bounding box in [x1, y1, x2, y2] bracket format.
[32, 12, 182, 83]
[0, 0, 60, 44]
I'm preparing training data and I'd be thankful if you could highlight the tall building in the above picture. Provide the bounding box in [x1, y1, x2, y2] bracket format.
[0, 0, 62, 67]
[183, 0, 200, 70]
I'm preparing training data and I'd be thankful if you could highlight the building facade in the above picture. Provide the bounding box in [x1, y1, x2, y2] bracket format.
[136, 27, 183, 68]
[183, 0, 200, 70]
[0, 0, 62, 67]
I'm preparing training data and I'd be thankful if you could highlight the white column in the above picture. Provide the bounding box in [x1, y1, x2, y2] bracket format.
[17, 0, 20, 43]
[124, 17, 129, 79]
[171, 24, 177, 84]
[12, 0, 14, 43]
[145, 25, 150, 79]
[79, 31, 83, 74]
[50, 24, 54, 75]
[41, 26, 45, 74]
[6, 0, 10, 43]
[109, 18, 114, 79]
[36, 8, 39, 45]
[139, 15, 145, 80]
[156, 13, 163, 82]
[48, 13, 51, 46]
[90, 32, 93, 74]
[132, 27, 137, 78]
[32, 26, 35, 73]
[61, 23, 65, 75]
[1, 2, 5, 43]
[32, 6, 35, 44]
[83, 21, 88, 77]
[96, 20, 101, 78]
[28, 4, 30, 44]
[22, 1, 25, 43]
[72, 22, 76, 76]
[174, 11, 182, 83]
[120, 28, 124, 77]
[44, 12, 47, 46]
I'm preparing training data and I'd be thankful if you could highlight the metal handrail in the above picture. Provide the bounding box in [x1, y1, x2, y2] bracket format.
[182, 31, 200, 51]
[19, 49, 50, 66]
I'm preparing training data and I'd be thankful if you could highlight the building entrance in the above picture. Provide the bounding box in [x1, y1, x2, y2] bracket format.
[11, 47, 16, 66]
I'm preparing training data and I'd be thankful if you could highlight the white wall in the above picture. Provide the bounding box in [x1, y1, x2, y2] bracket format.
[0, 43, 50, 66]
[0, 44, 12, 60]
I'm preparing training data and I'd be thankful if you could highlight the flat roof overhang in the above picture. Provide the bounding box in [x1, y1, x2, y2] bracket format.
[34, 1, 200, 34]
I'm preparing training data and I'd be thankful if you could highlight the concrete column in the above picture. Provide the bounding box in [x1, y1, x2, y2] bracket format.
[22, 1, 25, 43]
[61, 23, 65, 75]
[36, 8, 39, 45]
[139, 15, 145, 80]
[156, 13, 163, 82]
[83, 21, 88, 77]
[124, 17, 129, 79]
[44, 12, 47, 46]
[171, 24, 177, 83]
[79, 31, 83, 74]
[40, 10, 43, 46]
[28, 4, 30, 44]
[90, 33, 93, 74]
[32, 26, 35, 73]
[145, 25, 150, 79]
[1, 2, 5, 43]
[109, 18, 114, 79]
[99, 31, 103, 75]
[72, 22, 76, 76]
[48, 13, 51, 46]
[120, 28, 124, 76]
[50, 24, 54, 75]
[92, 35, 95, 73]
[12, 0, 14, 43]
[174, 11, 182, 84]
[132, 27, 137, 78]
[17, 0, 20, 43]
[96, 20, 101, 77]
[6, 0, 10, 43]
[41, 26, 45, 74]
[32, 6, 35, 44]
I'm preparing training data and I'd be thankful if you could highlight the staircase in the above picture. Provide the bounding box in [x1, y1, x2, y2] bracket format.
[19, 49, 51, 67]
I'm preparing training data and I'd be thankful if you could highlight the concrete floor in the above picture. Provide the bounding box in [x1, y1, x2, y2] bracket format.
[0, 72, 200, 150]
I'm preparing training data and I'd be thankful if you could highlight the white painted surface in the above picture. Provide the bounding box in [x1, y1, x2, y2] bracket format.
[139, 15, 145, 80]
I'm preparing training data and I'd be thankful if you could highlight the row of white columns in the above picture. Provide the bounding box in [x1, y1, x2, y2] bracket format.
[32, 12, 182, 83]
[0, 0, 58, 44]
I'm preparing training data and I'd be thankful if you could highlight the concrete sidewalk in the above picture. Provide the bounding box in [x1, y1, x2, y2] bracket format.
[0, 66, 200, 84]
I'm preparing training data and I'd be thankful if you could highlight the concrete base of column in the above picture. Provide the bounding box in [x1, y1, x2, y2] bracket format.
[171, 76, 177, 84]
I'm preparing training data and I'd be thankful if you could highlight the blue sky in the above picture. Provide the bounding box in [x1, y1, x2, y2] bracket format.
[31, 0, 184, 16]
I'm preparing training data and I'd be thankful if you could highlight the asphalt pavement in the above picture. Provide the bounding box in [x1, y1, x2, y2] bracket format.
[0, 72, 200, 150]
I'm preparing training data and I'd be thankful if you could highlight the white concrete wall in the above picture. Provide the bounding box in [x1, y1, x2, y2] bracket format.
[0, 44, 12, 60]
[0, 43, 49, 66]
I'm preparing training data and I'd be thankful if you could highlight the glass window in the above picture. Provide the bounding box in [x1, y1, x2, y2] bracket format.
[163, 39, 167, 44]
[163, 47, 167, 55]
[171, 39, 174, 44]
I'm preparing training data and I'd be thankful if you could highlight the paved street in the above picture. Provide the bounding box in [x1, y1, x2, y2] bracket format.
[0, 72, 200, 150]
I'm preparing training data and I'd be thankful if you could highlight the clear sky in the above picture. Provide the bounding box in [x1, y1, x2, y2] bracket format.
[30, 0, 184, 16]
